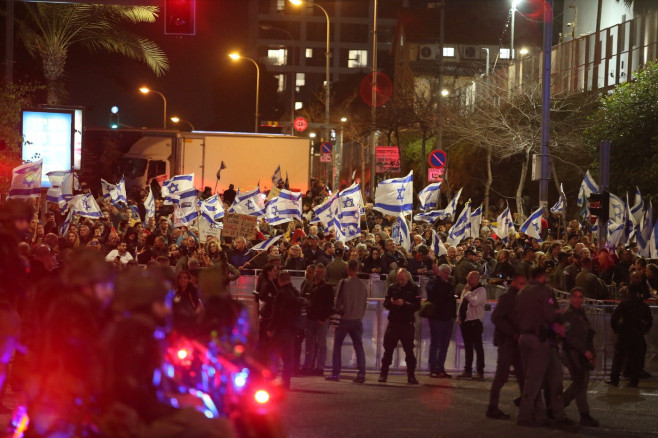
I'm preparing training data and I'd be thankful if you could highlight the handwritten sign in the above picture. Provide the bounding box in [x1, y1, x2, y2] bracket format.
[222, 213, 257, 240]
[199, 217, 222, 242]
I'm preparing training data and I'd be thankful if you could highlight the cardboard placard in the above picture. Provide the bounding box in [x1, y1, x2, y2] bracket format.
[222, 213, 257, 240]
[199, 217, 222, 242]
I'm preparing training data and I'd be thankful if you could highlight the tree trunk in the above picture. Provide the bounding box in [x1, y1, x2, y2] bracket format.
[484, 145, 492, 219]
[41, 46, 67, 105]
[361, 144, 366, 201]
[516, 148, 530, 221]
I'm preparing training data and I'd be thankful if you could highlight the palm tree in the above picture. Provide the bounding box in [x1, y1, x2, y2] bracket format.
[17, 3, 169, 105]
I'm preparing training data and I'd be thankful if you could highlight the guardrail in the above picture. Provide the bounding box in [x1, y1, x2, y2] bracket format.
[229, 273, 658, 376]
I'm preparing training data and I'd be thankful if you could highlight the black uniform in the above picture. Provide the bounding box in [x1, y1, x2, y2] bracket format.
[380, 281, 421, 379]
[561, 305, 595, 415]
[268, 283, 303, 388]
[488, 285, 524, 412]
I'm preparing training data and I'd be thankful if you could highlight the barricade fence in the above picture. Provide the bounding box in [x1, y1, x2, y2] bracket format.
[229, 273, 658, 376]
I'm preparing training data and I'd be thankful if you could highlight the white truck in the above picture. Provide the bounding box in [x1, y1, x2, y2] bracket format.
[117, 131, 311, 195]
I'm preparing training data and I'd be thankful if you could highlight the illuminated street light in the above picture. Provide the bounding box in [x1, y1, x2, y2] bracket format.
[139, 87, 167, 129]
[340, 117, 347, 123]
[170, 116, 195, 131]
[519, 47, 529, 56]
[229, 52, 261, 133]
[441, 89, 449, 97]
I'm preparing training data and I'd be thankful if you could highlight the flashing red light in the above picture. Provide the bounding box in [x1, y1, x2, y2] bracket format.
[177, 349, 189, 360]
[254, 390, 270, 404]
[234, 345, 245, 355]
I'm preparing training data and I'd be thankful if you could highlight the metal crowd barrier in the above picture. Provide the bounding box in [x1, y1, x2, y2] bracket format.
[229, 273, 658, 376]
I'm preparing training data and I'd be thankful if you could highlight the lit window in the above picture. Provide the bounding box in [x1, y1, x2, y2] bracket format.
[295, 102, 303, 110]
[268, 48, 287, 66]
[306, 48, 313, 58]
[443, 47, 455, 57]
[276, 0, 285, 11]
[296, 73, 305, 87]
[499, 48, 511, 59]
[275, 74, 285, 92]
[348, 50, 368, 68]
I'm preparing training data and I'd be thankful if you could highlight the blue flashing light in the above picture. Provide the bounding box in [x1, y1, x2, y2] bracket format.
[111, 106, 119, 114]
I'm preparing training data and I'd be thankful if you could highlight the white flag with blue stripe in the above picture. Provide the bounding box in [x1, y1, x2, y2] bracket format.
[70, 193, 102, 219]
[391, 215, 411, 251]
[265, 189, 302, 225]
[608, 193, 625, 224]
[373, 171, 413, 216]
[577, 170, 598, 207]
[229, 186, 265, 216]
[145, 188, 156, 223]
[60, 208, 73, 236]
[430, 229, 447, 257]
[163, 173, 195, 205]
[271, 165, 282, 185]
[630, 187, 644, 225]
[101, 179, 115, 202]
[46, 170, 75, 211]
[310, 194, 338, 226]
[413, 210, 442, 223]
[338, 182, 363, 214]
[198, 194, 225, 224]
[649, 218, 658, 259]
[519, 207, 543, 241]
[637, 201, 653, 257]
[174, 188, 199, 226]
[251, 234, 284, 252]
[495, 205, 516, 243]
[418, 182, 442, 211]
[8, 160, 42, 200]
[470, 205, 482, 238]
[113, 177, 128, 205]
[550, 183, 566, 214]
[447, 204, 471, 246]
[338, 208, 361, 242]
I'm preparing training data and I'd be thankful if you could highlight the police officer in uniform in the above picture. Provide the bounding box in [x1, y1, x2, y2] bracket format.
[515, 267, 562, 427]
[378, 269, 421, 384]
[487, 272, 526, 420]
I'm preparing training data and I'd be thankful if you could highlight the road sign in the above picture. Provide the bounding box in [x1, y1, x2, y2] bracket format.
[428, 149, 447, 168]
[320, 142, 333, 154]
[375, 146, 400, 173]
[293, 117, 308, 132]
[320, 154, 332, 163]
[428, 167, 444, 182]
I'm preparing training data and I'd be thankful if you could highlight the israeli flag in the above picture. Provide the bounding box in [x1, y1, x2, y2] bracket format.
[431, 229, 447, 257]
[60, 208, 73, 236]
[428, 187, 463, 222]
[413, 210, 442, 223]
[338, 182, 363, 214]
[495, 205, 516, 243]
[338, 209, 361, 242]
[470, 205, 482, 238]
[174, 188, 199, 226]
[550, 183, 566, 214]
[251, 234, 284, 252]
[649, 218, 658, 259]
[631, 187, 644, 225]
[310, 194, 338, 226]
[113, 177, 128, 205]
[100, 179, 115, 202]
[229, 186, 265, 216]
[637, 201, 653, 257]
[8, 160, 42, 200]
[519, 207, 543, 241]
[198, 194, 225, 224]
[607, 220, 626, 248]
[373, 171, 413, 216]
[608, 193, 625, 223]
[418, 182, 442, 211]
[46, 170, 75, 211]
[163, 173, 195, 205]
[391, 215, 411, 250]
[265, 189, 302, 225]
[447, 204, 471, 246]
[271, 165, 282, 185]
[577, 170, 598, 207]
[145, 188, 156, 222]
[70, 193, 102, 219]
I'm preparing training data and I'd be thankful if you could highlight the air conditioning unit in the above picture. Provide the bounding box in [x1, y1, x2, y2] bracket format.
[462, 45, 480, 60]
[419, 45, 437, 60]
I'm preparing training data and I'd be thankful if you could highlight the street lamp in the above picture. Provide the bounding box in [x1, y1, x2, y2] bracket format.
[170, 116, 195, 131]
[289, 0, 330, 147]
[139, 87, 167, 129]
[260, 24, 297, 133]
[510, 0, 522, 60]
[229, 53, 261, 133]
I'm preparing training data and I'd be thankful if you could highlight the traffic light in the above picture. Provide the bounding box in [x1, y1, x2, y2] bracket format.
[165, 0, 196, 36]
[110, 106, 119, 129]
[588, 191, 609, 221]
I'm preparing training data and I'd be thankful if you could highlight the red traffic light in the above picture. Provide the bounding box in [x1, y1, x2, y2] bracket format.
[165, 0, 196, 36]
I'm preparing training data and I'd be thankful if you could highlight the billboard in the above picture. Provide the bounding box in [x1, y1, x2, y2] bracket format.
[375, 146, 400, 173]
[22, 109, 74, 187]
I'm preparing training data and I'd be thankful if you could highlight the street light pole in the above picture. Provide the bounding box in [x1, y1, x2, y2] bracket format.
[139, 87, 167, 129]
[539, 0, 553, 209]
[170, 116, 195, 131]
[511, 0, 521, 60]
[229, 53, 260, 133]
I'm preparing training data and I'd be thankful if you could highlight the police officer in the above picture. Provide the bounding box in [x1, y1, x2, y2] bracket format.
[561, 288, 599, 427]
[378, 268, 421, 384]
[515, 267, 562, 427]
[487, 272, 526, 420]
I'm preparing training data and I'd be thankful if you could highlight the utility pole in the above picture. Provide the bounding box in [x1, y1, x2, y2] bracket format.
[369, 0, 378, 199]
[436, 1, 445, 153]
[539, 0, 553, 209]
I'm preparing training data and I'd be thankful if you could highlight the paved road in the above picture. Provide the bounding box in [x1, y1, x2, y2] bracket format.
[278, 372, 658, 438]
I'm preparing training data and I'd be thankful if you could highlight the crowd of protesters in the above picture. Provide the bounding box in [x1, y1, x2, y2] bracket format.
[0, 177, 656, 432]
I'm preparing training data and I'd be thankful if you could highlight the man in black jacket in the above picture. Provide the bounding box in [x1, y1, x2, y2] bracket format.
[379, 269, 422, 384]
[302, 264, 334, 375]
[605, 283, 653, 387]
[487, 272, 526, 420]
[267, 271, 303, 389]
[426, 263, 456, 378]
